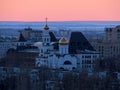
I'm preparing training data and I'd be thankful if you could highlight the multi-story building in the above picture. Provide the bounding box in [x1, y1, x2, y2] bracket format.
[1, 25, 57, 68]
[5, 46, 39, 69]
[36, 21, 99, 72]
[104, 25, 120, 42]
[0, 34, 18, 59]
[0, 41, 17, 59]
[19, 27, 43, 42]
[92, 25, 120, 58]
[1, 20, 99, 72]
[19, 26, 57, 42]
[0, 32, 29, 59]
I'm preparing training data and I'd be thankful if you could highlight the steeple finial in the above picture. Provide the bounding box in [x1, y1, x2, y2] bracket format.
[44, 17, 49, 30]
[45, 17, 48, 25]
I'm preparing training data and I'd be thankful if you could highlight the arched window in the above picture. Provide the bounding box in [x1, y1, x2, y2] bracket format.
[72, 67, 75, 70]
[64, 61, 72, 65]
[47, 38, 49, 42]
[41, 49, 43, 53]
[60, 67, 64, 70]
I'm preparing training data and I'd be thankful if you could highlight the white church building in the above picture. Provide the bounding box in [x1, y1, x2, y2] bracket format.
[35, 19, 99, 72]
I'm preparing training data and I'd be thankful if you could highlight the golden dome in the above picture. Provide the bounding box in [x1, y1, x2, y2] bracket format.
[44, 24, 49, 30]
[59, 37, 68, 45]
[44, 17, 49, 30]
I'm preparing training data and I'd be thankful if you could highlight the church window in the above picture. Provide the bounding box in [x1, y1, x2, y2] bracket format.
[93, 55, 97, 58]
[82, 60, 85, 64]
[47, 49, 49, 52]
[41, 49, 43, 53]
[64, 61, 72, 65]
[47, 38, 49, 42]
[44, 38, 46, 42]
[87, 60, 91, 64]
[60, 67, 64, 70]
[44, 60, 46, 62]
[85, 56, 91, 58]
[82, 56, 84, 58]
[72, 67, 75, 70]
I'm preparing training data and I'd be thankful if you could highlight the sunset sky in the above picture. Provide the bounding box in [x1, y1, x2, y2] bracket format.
[0, 0, 120, 21]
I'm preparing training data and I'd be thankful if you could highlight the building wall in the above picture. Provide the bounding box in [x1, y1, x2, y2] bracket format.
[5, 51, 39, 69]
[105, 26, 120, 43]
[0, 42, 17, 59]
[20, 29, 43, 42]
[93, 42, 120, 58]
[30, 31, 42, 42]
[92, 25, 120, 59]
[57, 55, 77, 70]
[35, 30, 99, 71]
[77, 53, 99, 72]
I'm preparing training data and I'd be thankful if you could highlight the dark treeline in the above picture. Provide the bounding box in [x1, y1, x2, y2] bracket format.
[1, 56, 120, 90]
[95, 55, 120, 72]
[0, 69, 120, 90]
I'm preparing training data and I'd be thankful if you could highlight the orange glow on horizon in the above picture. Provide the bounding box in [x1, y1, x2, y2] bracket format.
[0, 0, 120, 21]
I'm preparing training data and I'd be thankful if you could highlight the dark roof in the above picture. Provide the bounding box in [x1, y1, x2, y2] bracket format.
[52, 42, 59, 50]
[24, 26, 32, 31]
[7, 48, 16, 53]
[16, 45, 38, 51]
[49, 32, 59, 50]
[69, 32, 95, 54]
[18, 33, 26, 42]
[49, 32, 57, 42]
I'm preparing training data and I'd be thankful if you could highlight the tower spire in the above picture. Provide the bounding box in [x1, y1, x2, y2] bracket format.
[44, 17, 49, 30]
[46, 17, 48, 25]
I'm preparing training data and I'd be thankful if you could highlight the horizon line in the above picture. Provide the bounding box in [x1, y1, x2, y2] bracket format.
[0, 20, 120, 22]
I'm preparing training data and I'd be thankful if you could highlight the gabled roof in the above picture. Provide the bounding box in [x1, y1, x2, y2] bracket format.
[69, 32, 95, 54]
[49, 32, 57, 42]
[59, 37, 68, 45]
[49, 32, 59, 50]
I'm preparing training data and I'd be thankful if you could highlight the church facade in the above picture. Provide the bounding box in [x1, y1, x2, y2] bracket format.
[36, 20, 99, 72]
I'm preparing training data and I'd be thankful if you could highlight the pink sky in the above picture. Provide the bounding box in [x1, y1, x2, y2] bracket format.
[0, 0, 120, 21]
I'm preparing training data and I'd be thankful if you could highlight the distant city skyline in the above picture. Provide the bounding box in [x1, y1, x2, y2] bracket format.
[0, 0, 120, 21]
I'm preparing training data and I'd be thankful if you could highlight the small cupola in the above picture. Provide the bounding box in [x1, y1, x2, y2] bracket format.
[59, 37, 68, 45]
